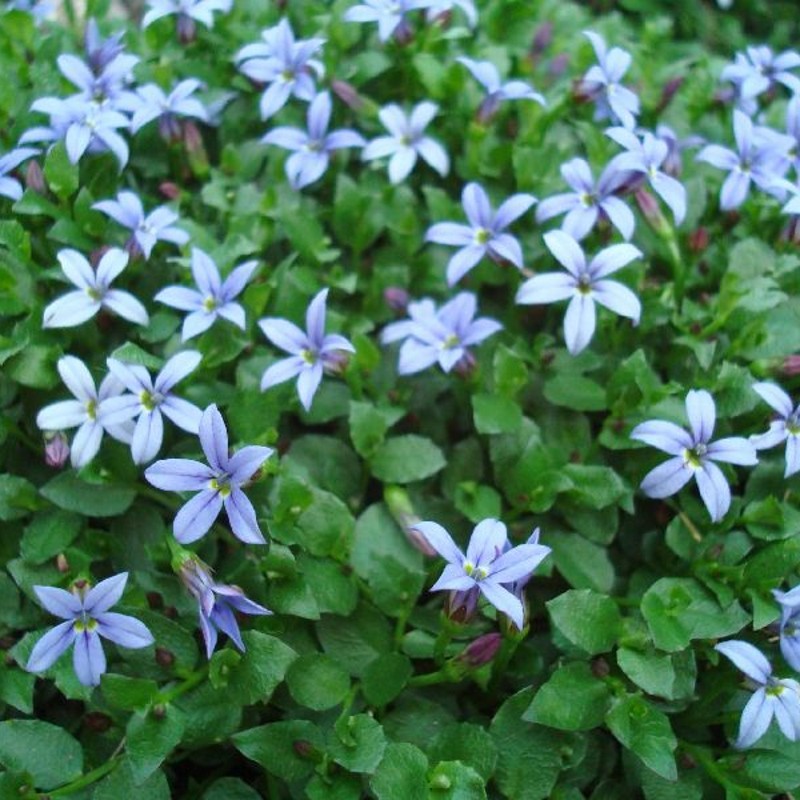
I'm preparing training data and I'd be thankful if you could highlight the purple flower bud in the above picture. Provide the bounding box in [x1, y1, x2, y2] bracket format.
[458, 632, 502, 667]
[656, 76, 684, 114]
[445, 587, 480, 624]
[44, 432, 70, 468]
[383, 286, 410, 311]
[549, 53, 569, 78]
[531, 22, 553, 57]
[25, 160, 45, 194]
[784, 355, 800, 376]
[331, 79, 364, 112]
[177, 13, 197, 44]
[635, 188, 669, 235]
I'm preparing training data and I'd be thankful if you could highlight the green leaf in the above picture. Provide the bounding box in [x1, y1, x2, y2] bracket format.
[349, 401, 404, 458]
[221, 630, 297, 705]
[523, 662, 610, 731]
[0, 474, 38, 521]
[362, 653, 412, 707]
[317, 602, 393, 677]
[20, 510, 82, 564]
[371, 435, 446, 484]
[233, 720, 324, 781]
[127, 707, 185, 784]
[0, 664, 35, 714]
[428, 761, 487, 800]
[108, 342, 164, 371]
[93, 758, 170, 800]
[43, 142, 79, 200]
[0, 719, 83, 790]
[547, 531, 615, 592]
[472, 394, 523, 435]
[429, 723, 498, 781]
[547, 589, 621, 655]
[605, 695, 677, 781]
[202, 778, 263, 800]
[370, 742, 429, 800]
[616, 647, 697, 701]
[286, 653, 350, 711]
[329, 714, 387, 773]
[543, 374, 607, 411]
[40, 473, 136, 517]
[101, 674, 159, 711]
[562, 465, 630, 510]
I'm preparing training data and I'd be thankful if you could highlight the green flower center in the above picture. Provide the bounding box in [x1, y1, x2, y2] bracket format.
[74, 617, 98, 634]
[579, 192, 596, 208]
[441, 334, 460, 350]
[203, 295, 218, 312]
[85, 399, 97, 420]
[139, 390, 160, 412]
[87, 287, 103, 301]
[463, 561, 489, 581]
[684, 443, 707, 469]
[577, 276, 592, 295]
[301, 348, 318, 365]
[474, 228, 490, 245]
[209, 478, 231, 498]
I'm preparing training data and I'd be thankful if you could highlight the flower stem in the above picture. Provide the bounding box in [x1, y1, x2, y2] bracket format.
[46, 753, 121, 797]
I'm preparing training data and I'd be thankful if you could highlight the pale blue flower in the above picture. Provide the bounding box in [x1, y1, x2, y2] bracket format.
[27, 573, 154, 686]
[121, 79, 209, 137]
[180, 557, 272, 658]
[261, 92, 365, 190]
[426, 0, 476, 27]
[36, 356, 139, 468]
[413, 518, 551, 630]
[142, 0, 232, 41]
[606, 127, 687, 224]
[721, 46, 800, 103]
[381, 291, 501, 375]
[535, 157, 634, 241]
[259, 288, 355, 411]
[43, 248, 149, 329]
[750, 382, 800, 477]
[154, 248, 257, 340]
[773, 586, 800, 673]
[515, 230, 641, 355]
[0, 147, 39, 201]
[362, 101, 448, 183]
[715, 640, 800, 749]
[425, 182, 536, 284]
[145, 404, 273, 544]
[93, 191, 189, 259]
[56, 49, 138, 108]
[106, 351, 203, 464]
[631, 389, 758, 522]
[577, 31, 640, 130]
[457, 56, 545, 122]
[236, 19, 325, 120]
[344, 0, 432, 43]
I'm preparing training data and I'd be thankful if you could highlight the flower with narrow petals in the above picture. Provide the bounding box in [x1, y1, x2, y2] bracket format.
[145, 404, 273, 544]
[259, 289, 355, 411]
[655, 124, 704, 177]
[236, 19, 325, 120]
[142, 0, 232, 41]
[36, 356, 139, 468]
[27, 573, 154, 686]
[154, 248, 257, 341]
[457, 56, 545, 122]
[697, 110, 793, 210]
[722, 46, 800, 105]
[381, 292, 501, 375]
[515, 231, 641, 355]
[426, 0, 476, 27]
[576, 31, 640, 130]
[56, 47, 138, 108]
[715, 640, 800, 749]
[106, 351, 203, 464]
[362, 101, 449, 184]
[426, 183, 535, 285]
[535, 157, 634, 241]
[773, 586, 800, 673]
[0, 147, 39, 201]
[43, 248, 149, 328]
[179, 556, 272, 658]
[750, 382, 800, 477]
[93, 191, 189, 259]
[413, 518, 551, 630]
[606, 127, 687, 224]
[122, 80, 209, 138]
[83, 18, 125, 73]
[261, 92, 365, 190]
[631, 389, 758, 522]
[344, 0, 432, 43]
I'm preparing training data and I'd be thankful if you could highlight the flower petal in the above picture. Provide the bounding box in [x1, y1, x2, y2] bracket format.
[695, 461, 731, 522]
[174, 490, 224, 544]
[639, 456, 692, 498]
[145, 458, 215, 491]
[412, 521, 464, 565]
[73, 630, 106, 686]
[685, 389, 716, 443]
[95, 612, 154, 649]
[630, 420, 693, 454]
[83, 572, 128, 614]
[27, 621, 76, 673]
[223, 488, 266, 544]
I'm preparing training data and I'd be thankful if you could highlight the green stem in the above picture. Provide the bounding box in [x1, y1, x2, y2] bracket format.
[409, 668, 453, 687]
[488, 635, 521, 691]
[433, 625, 454, 667]
[45, 754, 120, 797]
[678, 510, 703, 543]
[158, 667, 207, 704]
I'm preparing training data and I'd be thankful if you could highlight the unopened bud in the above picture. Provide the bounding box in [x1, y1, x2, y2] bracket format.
[459, 632, 502, 668]
[393, 18, 413, 46]
[159, 182, 181, 200]
[635, 188, 668, 235]
[476, 95, 502, 125]
[56, 553, 70, 573]
[454, 350, 477, 378]
[591, 656, 610, 678]
[83, 712, 112, 732]
[549, 53, 569, 79]
[331, 80, 364, 112]
[155, 647, 175, 668]
[293, 739, 316, 759]
[176, 13, 196, 44]
[44, 432, 70, 468]
[383, 286, 410, 312]
[531, 22, 553, 57]
[780, 215, 800, 246]
[184, 120, 209, 177]
[784, 355, 800, 376]
[688, 227, 709, 253]
[146, 592, 164, 610]
[158, 114, 183, 143]
[386, 487, 435, 556]
[445, 587, 479, 625]
[25, 160, 45, 194]
[656, 76, 684, 115]
[151, 703, 166, 720]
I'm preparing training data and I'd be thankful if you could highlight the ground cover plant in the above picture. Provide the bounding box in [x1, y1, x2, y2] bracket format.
[5, 0, 800, 797]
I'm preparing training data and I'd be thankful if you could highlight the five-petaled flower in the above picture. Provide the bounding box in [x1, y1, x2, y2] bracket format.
[773, 586, 800, 673]
[362, 101, 449, 184]
[425, 182, 536, 285]
[343, 0, 432, 43]
[261, 91, 365, 190]
[93, 191, 189, 259]
[27, 573, 154, 686]
[179, 555, 272, 658]
[750, 382, 800, 477]
[413, 518, 551, 630]
[155, 248, 258, 341]
[36, 356, 139, 468]
[43, 248, 148, 329]
[0, 147, 40, 201]
[106, 351, 203, 464]
[142, 0, 232, 42]
[631, 389, 758, 522]
[145, 404, 274, 544]
[457, 56, 545, 123]
[715, 639, 800, 749]
[381, 292, 502, 375]
[515, 230, 642, 355]
[259, 288, 355, 411]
